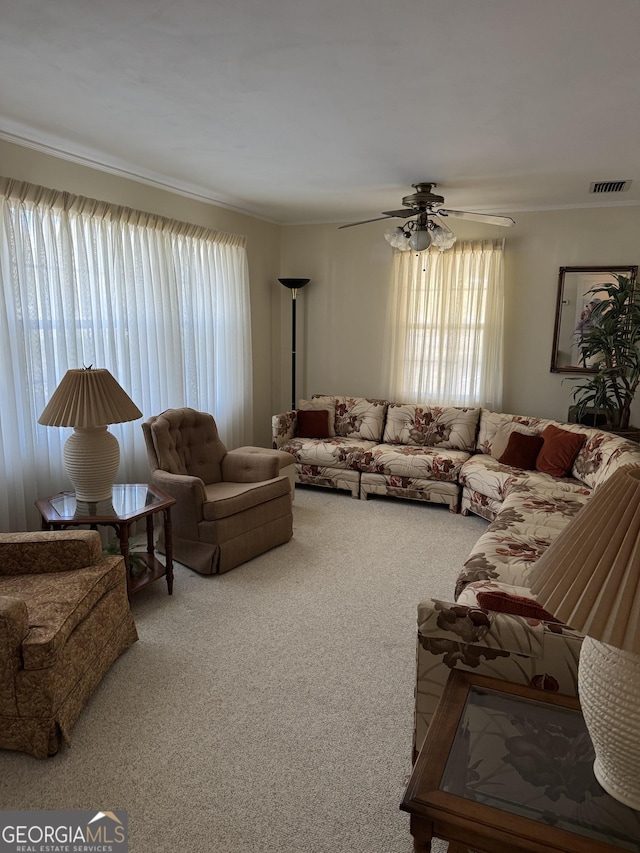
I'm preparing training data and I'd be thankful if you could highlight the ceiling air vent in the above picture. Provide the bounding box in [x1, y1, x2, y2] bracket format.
[589, 180, 632, 194]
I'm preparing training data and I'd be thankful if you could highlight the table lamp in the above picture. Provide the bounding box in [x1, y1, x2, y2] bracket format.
[38, 367, 143, 502]
[530, 464, 640, 809]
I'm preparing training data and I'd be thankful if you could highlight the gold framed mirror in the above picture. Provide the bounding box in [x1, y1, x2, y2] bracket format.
[550, 265, 638, 373]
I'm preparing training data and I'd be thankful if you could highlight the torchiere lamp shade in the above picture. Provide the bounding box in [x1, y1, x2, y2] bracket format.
[39, 368, 143, 502]
[530, 464, 640, 808]
[278, 278, 310, 290]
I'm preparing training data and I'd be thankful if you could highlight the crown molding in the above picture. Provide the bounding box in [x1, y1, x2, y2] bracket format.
[0, 128, 279, 224]
[2, 129, 639, 228]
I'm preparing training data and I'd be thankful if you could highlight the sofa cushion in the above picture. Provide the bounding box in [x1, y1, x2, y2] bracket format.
[202, 477, 290, 520]
[0, 531, 104, 576]
[490, 422, 539, 460]
[383, 404, 480, 451]
[498, 432, 544, 469]
[296, 409, 331, 439]
[332, 397, 388, 441]
[359, 444, 470, 482]
[456, 580, 561, 622]
[572, 431, 640, 489]
[299, 397, 336, 437]
[455, 483, 591, 596]
[457, 579, 536, 604]
[278, 436, 376, 470]
[536, 424, 586, 478]
[0, 559, 126, 670]
[460, 454, 531, 504]
[476, 590, 561, 622]
[149, 408, 227, 484]
[477, 410, 548, 456]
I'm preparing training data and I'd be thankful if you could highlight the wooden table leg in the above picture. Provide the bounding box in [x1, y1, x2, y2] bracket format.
[409, 815, 433, 853]
[146, 514, 154, 554]
[117, 522, 132, 571]
[163, 507, 174, 595]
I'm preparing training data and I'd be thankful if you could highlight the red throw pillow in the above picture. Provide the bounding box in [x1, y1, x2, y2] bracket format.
[536, 424, 586, 478]
[476, 590, 562, 623]
[296, 409, 330, 439]
[498, 432, 544, 469]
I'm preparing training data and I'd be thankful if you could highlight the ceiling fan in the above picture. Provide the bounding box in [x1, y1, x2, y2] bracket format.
[339, 182, 515, 252]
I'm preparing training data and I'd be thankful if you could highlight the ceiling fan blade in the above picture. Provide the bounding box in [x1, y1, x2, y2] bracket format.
[338, 215, 399, 229]
[380, 209, 416, 219]
[438, 209, 515, 226]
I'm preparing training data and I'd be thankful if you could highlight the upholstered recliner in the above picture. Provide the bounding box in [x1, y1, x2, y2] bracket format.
[0, 530, 138, 758]
[142, 408, 293, 574]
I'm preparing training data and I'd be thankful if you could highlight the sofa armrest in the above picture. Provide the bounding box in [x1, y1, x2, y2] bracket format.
[271, 411, 296, 448]
[0, 596, 29, 657]
[413, 597, 583, 757]
[149, 470, 206, 540]
[0, 531, 103, 576]
[0, 596, 28, 716]
[222, 451, 279, 482]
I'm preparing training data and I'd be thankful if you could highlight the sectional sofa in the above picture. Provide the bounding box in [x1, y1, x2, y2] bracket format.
[273, 395, 640, 756]
[272, 396, 484, 509]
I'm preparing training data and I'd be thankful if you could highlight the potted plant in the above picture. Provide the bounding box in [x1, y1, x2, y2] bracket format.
[571, 273, 640, 432]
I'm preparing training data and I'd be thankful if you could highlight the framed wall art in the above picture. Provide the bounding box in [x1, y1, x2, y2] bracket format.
[550, 265, 638, 374]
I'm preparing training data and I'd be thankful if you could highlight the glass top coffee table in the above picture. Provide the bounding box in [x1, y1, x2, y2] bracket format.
[401, 671, 640, 853]
[36, 484, 175, 596]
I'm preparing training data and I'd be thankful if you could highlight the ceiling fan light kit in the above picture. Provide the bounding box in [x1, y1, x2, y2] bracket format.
[345, 182, 515, 253]
[408, 228, 432, 252]
[430, 222, 457, 251]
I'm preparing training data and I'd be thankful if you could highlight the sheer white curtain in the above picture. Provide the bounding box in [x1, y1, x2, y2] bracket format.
[0, 179, 253, 531]
[385, 239, 504, 408]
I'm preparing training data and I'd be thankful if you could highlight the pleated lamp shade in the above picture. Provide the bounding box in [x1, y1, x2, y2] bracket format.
[39, 368, 142, 428]
[39, 368, 142, 502]
[530, 464, 640, 652]
[530, 464, 640, 808]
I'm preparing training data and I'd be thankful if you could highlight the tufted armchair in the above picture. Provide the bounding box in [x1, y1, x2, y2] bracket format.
[0, 530, 137, 758]
[142, 408, 293, 574]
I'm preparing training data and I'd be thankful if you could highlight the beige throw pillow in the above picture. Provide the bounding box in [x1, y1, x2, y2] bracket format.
[491, 422, 538, 460]
[298, 397, 336, 437]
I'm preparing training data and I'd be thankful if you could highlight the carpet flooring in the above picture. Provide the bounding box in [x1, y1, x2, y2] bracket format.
[0, 486, 487, 853]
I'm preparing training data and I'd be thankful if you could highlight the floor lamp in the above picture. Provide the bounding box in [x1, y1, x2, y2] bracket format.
[278, 278, 310, 410]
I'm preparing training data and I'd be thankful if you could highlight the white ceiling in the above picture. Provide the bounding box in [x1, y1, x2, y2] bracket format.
[2, 0, 640, 224]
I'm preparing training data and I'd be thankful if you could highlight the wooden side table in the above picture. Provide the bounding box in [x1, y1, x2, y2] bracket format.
[401, 671, 640, 853]
[36, 484, 175, 595]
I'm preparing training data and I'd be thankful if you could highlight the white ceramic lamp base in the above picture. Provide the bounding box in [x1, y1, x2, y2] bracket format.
[579, 635, 640, 810]
[63, 426, 120, 502]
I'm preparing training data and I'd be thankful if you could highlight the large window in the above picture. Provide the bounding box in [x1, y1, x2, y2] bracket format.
[0, 179, 253, 530]
[386, 240, 505, 409]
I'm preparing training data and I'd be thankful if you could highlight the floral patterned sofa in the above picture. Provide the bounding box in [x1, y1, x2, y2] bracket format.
[273, 396, 640, 759]
[413, 409, 640, 757]
[272, 396, 481, 510]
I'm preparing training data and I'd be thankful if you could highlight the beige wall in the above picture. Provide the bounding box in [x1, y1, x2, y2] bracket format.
[278, 206, 640, 424]
[1, 139, 280, 445]
[4, 138, 640, 438]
